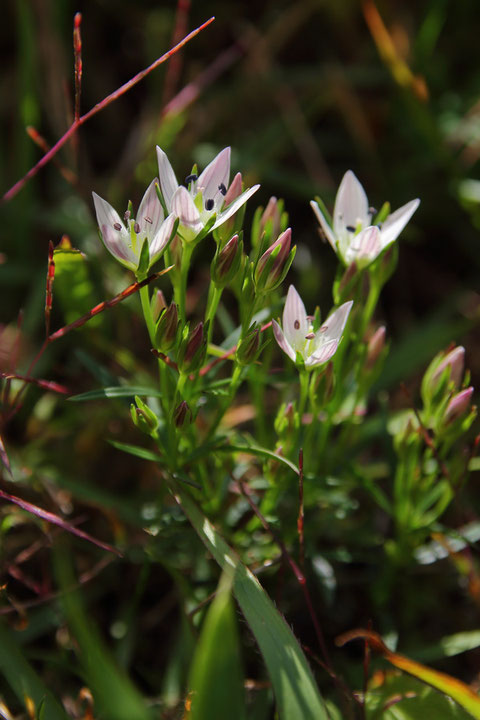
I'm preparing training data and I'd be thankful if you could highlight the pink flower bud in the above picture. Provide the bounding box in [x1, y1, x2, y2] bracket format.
[259, 196, 282, 240]
[173, 400, 193, 428]
[212, 234, 242, 287]
[151, 290, 167, 323]
[445, 387, 474, 423]
[223, 172, 243, 207]
[366, 326, 386, 369]
[236, 324, 261, 366]
[432, 346, 465, 389]
[255, 228, 293, 292]
[154, 303, 178, 352]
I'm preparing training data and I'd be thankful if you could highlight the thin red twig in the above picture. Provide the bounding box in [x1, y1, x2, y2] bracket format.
[2, 16, 215, 203]
[73, 12, 83, 122]
[26, 127, 78, 186]
[162, 0, 190, 106]
[45, 240, 55, 337]
[0, 372, 69, 395]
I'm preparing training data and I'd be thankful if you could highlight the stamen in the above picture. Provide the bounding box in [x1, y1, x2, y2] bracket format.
[185, 173, 198, 185]
[134, 222, 140, 234]
[113, 222, 122, 231]
[319, 325, 328, 333]
[346, 225, 356, 233]
[124, 210, 131, 221]
[305, 332, 315, 340]
[144, 216, 152, 224]
[294, 320, 300, 330]
[205, 199, 214, 211]
[218, 183, 227, 195]
[369, 206, 377, 216]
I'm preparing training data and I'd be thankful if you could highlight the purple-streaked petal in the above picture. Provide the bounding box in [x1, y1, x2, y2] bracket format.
[92, 192, 136, 267]
[149, 213, 176, 260]
[380, 198, 420, 248]
[333, 170, 369, 237]
[171, 186, 202, 233]
[355, 225, 382, 263]
[223, 172, 242, 207]
[137, 178, 165, 240]
[156, 146, 179, 210]
[282, 285, 308, 351]
[310, 200, 337, 252]
[433, 346, 465, 388]
[212, 185, 260, 230]
[305, 339, 339, 368]
[445, 387, 474, 422]
[197, 147, 231, 205]
[317, 301, 353, 345]
[272, 319, 296, 362]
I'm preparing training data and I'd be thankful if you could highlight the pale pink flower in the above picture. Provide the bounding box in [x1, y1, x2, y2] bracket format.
[311, 170, 419, 267]
[273, 285, 353, 368]
[92, 179, 176, 272]
[156, 146, 260, 242]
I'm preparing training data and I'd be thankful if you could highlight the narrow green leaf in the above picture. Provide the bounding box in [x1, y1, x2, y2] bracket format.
[0, 619, 69, 720]
[189, 572, 246, 720]
[108, 439, 162, 463]
[167, 479, 327, 720]
[69, 386, 163, 402]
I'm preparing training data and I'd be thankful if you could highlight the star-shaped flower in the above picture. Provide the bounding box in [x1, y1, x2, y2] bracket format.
[310, 171, 420, 267]
[273, 285, 353, 368]
[156, 146, 260, 242]
[93, 179, 176, 272]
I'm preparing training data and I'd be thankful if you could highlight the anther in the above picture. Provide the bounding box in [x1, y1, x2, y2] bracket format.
[144, 216, 152, 224]
[346, 225, 356, 232]
[124, 210, 131, 221]
[205, 199, 214, 211]
[218, 183, 227, 196]
[369, 206, 377, 216]
[319, 325, 328, 333]
[305, 332, 315, 340]
[294, 320, 300, 330]
[185, 173, 198, 185]
[113, 222, 122, 231]
[134, 222, 140, 234]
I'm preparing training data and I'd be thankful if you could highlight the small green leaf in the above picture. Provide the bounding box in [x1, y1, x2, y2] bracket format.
[69, 386, 164, 402]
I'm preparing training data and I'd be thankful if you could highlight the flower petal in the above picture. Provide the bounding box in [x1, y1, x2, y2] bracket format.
[197, 147, 231, 206]
[282, 285, 308, 352]
[272, 319, 296, 362]
[353, 225, 382, 265]
[223, 172, 242, 206]
[92, 192, 136, 267]
[380, 198, 420, 248]
[149, 213, 176, 261]
[212, 185, 260, 230]
[333, 170, 369, 238]
[317, 301, 353, 345]
[137, 178, 165, 241]
[305, 339, 339, 367]
[156, 146, 179, 210]
[310, 200, 337, 252]
[171, 186, 202, 233]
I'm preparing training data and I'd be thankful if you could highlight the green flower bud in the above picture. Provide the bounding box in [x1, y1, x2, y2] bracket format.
[130, 396, 158, 435]
[154, 303, 178, 352]
[173, 400, 193, 428]
[254, 228, 295, 293]
[178, 322, 207, 373]
[211, 234, 243, 288]
[236, 324, 261, 366]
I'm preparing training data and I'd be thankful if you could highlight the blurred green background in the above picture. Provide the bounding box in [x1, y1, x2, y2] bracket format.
[2, 0, 480, 715]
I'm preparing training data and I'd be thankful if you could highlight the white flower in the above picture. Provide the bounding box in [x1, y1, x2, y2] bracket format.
[310, 170, 420, 267]
[93, 179, 176, 272]
[273, 285, 353, 368]
[156, 146, 260, 242]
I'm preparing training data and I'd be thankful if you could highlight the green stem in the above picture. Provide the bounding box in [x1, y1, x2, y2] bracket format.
[176, 242, 194, 322]
[205, 284, 223, 345]
[139, 283, 156, 347]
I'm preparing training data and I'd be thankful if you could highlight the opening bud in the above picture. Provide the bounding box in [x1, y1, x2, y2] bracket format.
[255, 228, 295, 293]
[151, 289, 167, 323]
[178, 322, 207, 373]
[444, 387, 474, 423]
[154, 303, 178, 352]
[211, 234, 242, 287]
[432, 346, 465, 389]
[366, 326, 386, 370]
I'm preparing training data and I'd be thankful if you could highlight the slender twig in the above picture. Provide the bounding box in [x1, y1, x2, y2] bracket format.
[2, 16, 215, 203]
[297, 447, 305, 570]
[0, 372, 68, 395]
[162, 0, 190, 106]
[45, 240, 55, 337]
[73, 12, 82, 122]
[26, 127, 77, 186]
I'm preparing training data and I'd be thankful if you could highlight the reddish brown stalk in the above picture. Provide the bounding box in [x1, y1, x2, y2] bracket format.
[0, 487, 121, 556]
[0, 372, 69, 395]
[48, 270, 170, 342]
[162, 0, 190, 106]
[0, 435, 12, 478]
[151, 349, 179, 372]
[200, 321, 272, 377]
[297, 447, 305, 570]
[73, 12, 83, 122]
[362, 620, 372, 720]
[26, 126, 77, 186]
[2, 16, 215, 203]
[45, 240, 55, 337]
[237, 479, 331, 667]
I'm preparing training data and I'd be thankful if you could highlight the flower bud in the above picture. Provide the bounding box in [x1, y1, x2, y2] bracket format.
[366, 326, 386, 370]
[154, 303, 178, 352]
[173, 400, 193, 428]
[151, 289, 167, 323]
[211, 234, 242, 288]
[236, 324, 261, 366]
[130, 396, 158, 435]
[223, 172, 243, 207]
[259, 196, 282, 241]
[444, 387, 474, 423]
[255, 228, 295, 293]
[178, 322, 207, 373]
[432, 346, 465, 389]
